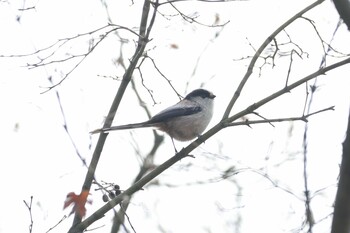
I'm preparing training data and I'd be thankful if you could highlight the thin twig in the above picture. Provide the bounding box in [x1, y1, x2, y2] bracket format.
[47, 76, 88, 167]
[222, 0, 326, 120]
[168, 1, 230, 27]
[301, 18, 342, 233]
[69, 0, 159, 231]
[226, 106, 335, 127]
[23, 196, 34, 233]
[46, 216, 67, 233]
[41, 28, 117, 93]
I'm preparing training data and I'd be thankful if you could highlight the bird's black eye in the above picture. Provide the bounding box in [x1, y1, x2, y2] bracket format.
[185, 89, 214, 99]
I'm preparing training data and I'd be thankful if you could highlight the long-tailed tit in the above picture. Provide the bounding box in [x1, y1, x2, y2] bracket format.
[91, 89, 216, 148]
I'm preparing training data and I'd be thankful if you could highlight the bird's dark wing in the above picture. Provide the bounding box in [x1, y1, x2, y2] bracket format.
[148, 106, 202, 124]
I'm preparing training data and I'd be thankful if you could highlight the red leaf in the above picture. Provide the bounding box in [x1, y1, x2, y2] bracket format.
[64, 190, 92, 218]
[169, 43, 179, 49]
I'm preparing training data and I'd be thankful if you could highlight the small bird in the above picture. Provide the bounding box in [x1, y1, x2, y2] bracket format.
[91, 89, 216, 149]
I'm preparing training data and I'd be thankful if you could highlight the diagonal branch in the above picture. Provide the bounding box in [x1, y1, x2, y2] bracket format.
[68, 150, 190, 233]
[199, 56, 350, 151]
[222, 0, 325, 120]
[69, 0, 158, 231]
[68, 56, 350, 233]
[224, 57, 350, 124]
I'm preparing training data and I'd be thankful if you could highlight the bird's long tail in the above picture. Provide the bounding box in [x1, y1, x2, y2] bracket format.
[90, 121, 154, 134]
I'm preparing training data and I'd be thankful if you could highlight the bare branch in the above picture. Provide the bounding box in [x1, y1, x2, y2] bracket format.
[40, 28, 118, 93]
[68, 149, 191, 233]
[23, 196, 34, 233]
[47, 76, 88, 166]
[222, 0, 326, 120]
[191, 56, 350, 161]
[1, 24, 139, 59]
[226, 106, 335, 127]
[0, 24, 143, 93]
[168, 1, 230, 27]
[301, 19, 343, 232]
[225, 58, 349, 125]
[69, 0, 160, 230]
[46, 216, 67, 233]
[69, 55, 349, 233]
[144, 55, 182, 99]
[250, 169, 304, 201]
[109, 79, 165, 233]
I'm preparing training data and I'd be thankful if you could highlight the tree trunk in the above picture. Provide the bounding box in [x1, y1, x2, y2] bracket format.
[331, 107, 350, 233]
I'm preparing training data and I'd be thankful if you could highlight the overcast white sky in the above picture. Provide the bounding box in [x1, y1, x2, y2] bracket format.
[1, 0, 350, 232]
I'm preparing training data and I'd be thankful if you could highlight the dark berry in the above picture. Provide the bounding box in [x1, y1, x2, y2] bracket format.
[108, 192, 116, 199]
[102, 194, 109, 202]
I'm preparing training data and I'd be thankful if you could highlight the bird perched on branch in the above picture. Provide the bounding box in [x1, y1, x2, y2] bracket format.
[91, 89, 215, 150]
